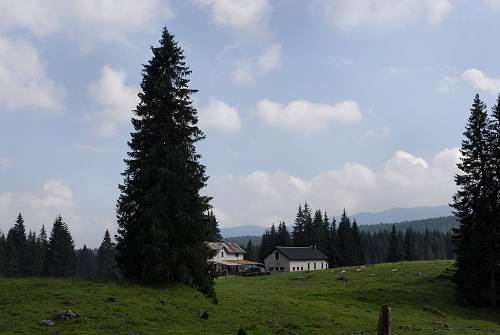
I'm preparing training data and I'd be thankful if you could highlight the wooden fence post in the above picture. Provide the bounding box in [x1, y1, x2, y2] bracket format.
[377, 304, 391, 335]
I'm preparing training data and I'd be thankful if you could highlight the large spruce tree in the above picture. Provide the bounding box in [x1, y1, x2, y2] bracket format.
[46, 215, 76, 277]
[115, 28, 215, 295]
[386, 224, 403, 262]
[206, 211, 222, 242]
[96, 229, 117, 278]
[452, 94, 498, 306]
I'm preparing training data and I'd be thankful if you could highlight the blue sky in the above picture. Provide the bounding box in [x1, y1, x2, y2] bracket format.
[1, 0, 500, 247]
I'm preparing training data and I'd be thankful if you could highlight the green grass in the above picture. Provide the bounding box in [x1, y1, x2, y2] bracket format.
[0, 260, 498, 334]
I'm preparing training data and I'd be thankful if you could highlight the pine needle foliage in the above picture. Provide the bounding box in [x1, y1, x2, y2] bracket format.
[115, 28, 215, 296]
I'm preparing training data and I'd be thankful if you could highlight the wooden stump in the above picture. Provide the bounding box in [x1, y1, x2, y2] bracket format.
[377, 305, 391, 335]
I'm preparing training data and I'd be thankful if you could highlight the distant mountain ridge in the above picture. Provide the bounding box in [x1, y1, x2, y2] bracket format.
[221, 205, 453, 237]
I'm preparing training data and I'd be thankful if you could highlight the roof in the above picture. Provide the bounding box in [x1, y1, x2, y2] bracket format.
[211, 260, 262, 266]
[274, 246, 328, 261]
[206, 242, 246, 254]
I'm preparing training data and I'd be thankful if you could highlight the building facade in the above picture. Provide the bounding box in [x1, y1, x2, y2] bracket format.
[264, 246, 328, 272]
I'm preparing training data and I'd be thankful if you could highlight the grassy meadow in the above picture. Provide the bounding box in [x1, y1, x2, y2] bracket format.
[0, 260, 498, 334]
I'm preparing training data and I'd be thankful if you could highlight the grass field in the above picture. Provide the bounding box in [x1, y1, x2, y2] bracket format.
[0, 260, 498, 334]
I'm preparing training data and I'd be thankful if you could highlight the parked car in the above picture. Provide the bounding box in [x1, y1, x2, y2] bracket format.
[242, 266, 268, 277]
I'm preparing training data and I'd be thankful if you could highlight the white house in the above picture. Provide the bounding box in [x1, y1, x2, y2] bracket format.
[207, 242, 259, 274]
[264, 246, 328, 272]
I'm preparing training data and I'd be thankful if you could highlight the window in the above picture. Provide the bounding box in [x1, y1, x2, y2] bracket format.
[321, 262, 323, 269]
[235, 253, 239, 258]
[314, 262, 316, 270]
[307, 263, 310, 270]
[275, 252, 279, 260]
[292, 267, 295, 271]
[221, 252, 224, 258]
[301, 267, 304, 270]
[280, 267, 284, 271]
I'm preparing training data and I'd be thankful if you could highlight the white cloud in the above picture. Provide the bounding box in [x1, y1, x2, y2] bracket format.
[255, 99, 362, 133]
[198, 98, 241, 131]
[0, 157, 12, 167]
[196, 0, 271, 32]
[257, 43, 282, 73]
[228, 43, 282, 83]
[0, 37, 65, 112]
[231, 64, 254, 83]
[206, 148, 461, 228]
[75, 144, 107, 153]
[436, 76, 458, 94]
[0, 0, 173, 45]
[0, 179, 78, 236]
[316, 0, 453, 30]
[86, 65, 139, 137]
[461, 69, 500, 95]
[360, 126, 390, 141]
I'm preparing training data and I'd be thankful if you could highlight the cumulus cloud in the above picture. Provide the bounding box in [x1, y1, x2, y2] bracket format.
[461, 69, 500, 95]
[196, 0, 271, 33]
[255, 99, 362, 133]
[86, 65, 139, 137]
[0, 37, 65, 112]
[0, 179, 78, 236]
[0, 0, 173, 45]
[436, 76, 458, 94]
[316, 0, 453, 30]
[205, 148, 461, 228]
[230, 43, 282, 83]
[360, 126, 390, 141]
[198, 98, 241, 131]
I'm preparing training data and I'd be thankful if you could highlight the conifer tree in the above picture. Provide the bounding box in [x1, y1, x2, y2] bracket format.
[115, 28, 215, 295]
[206, 211, 223, 242]
[244, 239, 257, 261]
[277, 222, 291, 246]
[404, 228, 416, 261]
[38, 225, 48, 276]
[11, 213, 26, 274]
[292, 204, 305, 246]
[386, 224, 403, 262]
[327, 217, 339, 267]
[46, 215, 76, 277]
[302, 202, 313, 246]
[452, 94, 497, 306]
[0, 233, 5, 276]
[337, 209, 352, 266]
[311, 209, 323, 248]
[5, 229, 19, 276]
[97, 229, 117, 278]
[77, 245, 93, 277]
[351, 219, 365, 265]
[22, 231, 37, 276]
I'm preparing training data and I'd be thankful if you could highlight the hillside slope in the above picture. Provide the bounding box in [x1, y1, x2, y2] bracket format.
[1, 260, 498, 334]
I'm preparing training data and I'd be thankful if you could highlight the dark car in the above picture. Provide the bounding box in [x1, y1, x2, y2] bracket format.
[242, 266, 265, 277]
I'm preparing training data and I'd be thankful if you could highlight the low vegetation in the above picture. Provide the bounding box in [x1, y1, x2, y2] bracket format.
[1, 260, 498, 334]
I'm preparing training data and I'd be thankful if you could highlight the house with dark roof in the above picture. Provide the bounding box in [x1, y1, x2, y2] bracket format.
[264, 246, 328, 272]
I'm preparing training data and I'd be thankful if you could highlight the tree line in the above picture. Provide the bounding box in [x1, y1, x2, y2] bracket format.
[0, 213, 116, 278]
[241, 203, 454, 267]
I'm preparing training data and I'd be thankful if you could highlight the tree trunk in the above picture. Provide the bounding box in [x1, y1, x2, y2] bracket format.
[377, 304, 391, 335]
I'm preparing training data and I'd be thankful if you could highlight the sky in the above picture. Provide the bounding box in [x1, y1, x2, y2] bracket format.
[1, 0, 500, 247]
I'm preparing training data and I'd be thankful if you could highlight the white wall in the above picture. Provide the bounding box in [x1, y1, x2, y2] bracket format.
[211, 249, 242, 262]
[264, 250, 328, 272]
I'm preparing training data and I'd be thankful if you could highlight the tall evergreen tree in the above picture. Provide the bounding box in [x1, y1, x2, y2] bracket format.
[277, 222, 291, 246]
[292, 204, 305, 246]
[4, 230, 19, 277]
[337, 209, 352, 266]
[206, 211, 223, 242]
[244, 239, 258, 262]
[77, 245, 94, 277]
[386, 224, 403, 262]
[10, 213, 26, 274]
[97, 229, 117, 278]
[327, 216, 339, 267]
[46, 215, 76, 277]
[115, 28, 215, 295]
[302, 202, 313, 246]
[351, 219, 365, 265]
[452, 94, 498, 306]
[22, 231, 37, 276]
[38, 225, 49, 276]
[404, 228, 416, 261]
[0, 233, 5, 276]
